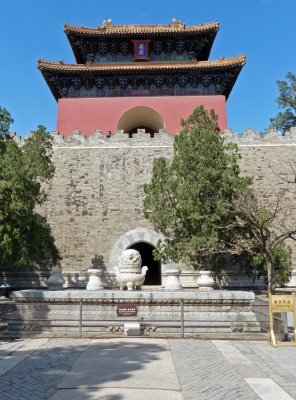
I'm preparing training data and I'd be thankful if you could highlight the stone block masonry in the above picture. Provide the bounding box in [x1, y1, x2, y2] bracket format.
[44, 131, 174, 275]
[3, 127, 296, 289]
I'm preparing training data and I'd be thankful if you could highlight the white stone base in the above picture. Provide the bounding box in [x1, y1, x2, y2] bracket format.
[163, 269, 182, 291]
[124, 322, 140, 336]
[8, 289, 261, 338]
[86, 269, 105, 290]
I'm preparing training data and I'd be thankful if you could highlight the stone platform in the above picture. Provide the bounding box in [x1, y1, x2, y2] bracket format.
[7, 289, 261, 338]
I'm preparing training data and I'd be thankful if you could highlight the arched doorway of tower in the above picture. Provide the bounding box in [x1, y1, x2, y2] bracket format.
[108, 228, 166, 287]
[117, 106, 165, 134]
[127, 242, 161, 285]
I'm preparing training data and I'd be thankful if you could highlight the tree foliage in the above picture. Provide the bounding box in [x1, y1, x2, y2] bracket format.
[0, 108, 60, 268]
[250, 242, 292, 288]
[233, 189, 295, 292]
[144, 106, 294, 291]
[270, 72, 296, 132]
[0, 106, 14, 136]
[143, 106, 251, 269]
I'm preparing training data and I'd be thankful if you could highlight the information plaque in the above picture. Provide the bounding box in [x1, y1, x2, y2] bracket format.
[269, 293, 296, 347]
[116, 304, 138, 317]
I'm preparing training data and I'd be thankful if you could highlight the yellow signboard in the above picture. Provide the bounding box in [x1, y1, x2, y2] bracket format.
[269, 293, 296, 347]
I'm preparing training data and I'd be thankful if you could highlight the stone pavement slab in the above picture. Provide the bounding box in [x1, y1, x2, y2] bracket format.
[0, 338, 296, 399]
[0, 338, 89, 400]
[246, 378, 294, 400]
[54, 338, 182, 399]
[0, 338, 48, 375]
[228, 341, 296, 399]
[212, 339, 253, 364]
[170, 339, 259, 400]
[51, 387, 183, 400]
[0, 338, 32, 355]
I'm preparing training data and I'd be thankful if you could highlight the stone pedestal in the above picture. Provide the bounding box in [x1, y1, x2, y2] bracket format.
[164, 269, 182, 291]
[197, 270, 215, 291]
[86, 268, 105, 290]
[124, 322, 140, 336]
[47, 268, 65, 291]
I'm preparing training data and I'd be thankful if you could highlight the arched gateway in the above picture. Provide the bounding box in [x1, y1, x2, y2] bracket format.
[117, 106, 165, 135]
[108, 228, 164, 285]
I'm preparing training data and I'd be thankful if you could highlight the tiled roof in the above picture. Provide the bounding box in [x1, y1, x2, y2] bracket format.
[38, 56, 246, 74]
[64, 21, 219, 37]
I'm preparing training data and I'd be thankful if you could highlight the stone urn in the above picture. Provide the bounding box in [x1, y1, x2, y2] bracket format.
[86, 268, 105, 290]
[164, 269, 182, 291]
[47, 267, 65, 291]
[114, 249, 148, 291]
[196, 270, 215, 291]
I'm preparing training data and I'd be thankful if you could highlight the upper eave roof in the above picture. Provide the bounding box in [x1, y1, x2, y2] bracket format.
[64, 20, 219, 64]
[64, 21, 219, 37]
[38, 56, 246, 74]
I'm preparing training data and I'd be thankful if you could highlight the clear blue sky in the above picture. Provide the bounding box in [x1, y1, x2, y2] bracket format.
[0, 0, 295, 136]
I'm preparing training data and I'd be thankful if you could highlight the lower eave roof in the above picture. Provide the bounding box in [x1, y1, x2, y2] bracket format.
[38, 56, 246, 75]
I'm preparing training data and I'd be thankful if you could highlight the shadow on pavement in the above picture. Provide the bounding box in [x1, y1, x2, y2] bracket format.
[0, 339, 169, 400]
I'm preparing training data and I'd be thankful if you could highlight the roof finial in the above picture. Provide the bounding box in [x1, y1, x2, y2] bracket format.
[172, 18, 182, 28]
[102, 19, 112, 29]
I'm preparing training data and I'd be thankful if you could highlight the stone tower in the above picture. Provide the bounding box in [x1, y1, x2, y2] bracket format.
[38, 19, 245, 137]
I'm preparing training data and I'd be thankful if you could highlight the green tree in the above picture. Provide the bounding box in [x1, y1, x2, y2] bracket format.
[251, 243, 292, 288]
[270, 72, 296, 133]
[233, 189, 295, 292]
[0, 108, 60, 268]
[0, 106, 14, 136]
[143, 106, 251, 270]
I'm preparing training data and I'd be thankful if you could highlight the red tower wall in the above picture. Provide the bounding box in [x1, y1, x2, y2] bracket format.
[57, 95, 227, 137]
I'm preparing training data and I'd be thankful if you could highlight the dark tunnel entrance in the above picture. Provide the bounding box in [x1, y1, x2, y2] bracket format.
[127, 242, 161, 285]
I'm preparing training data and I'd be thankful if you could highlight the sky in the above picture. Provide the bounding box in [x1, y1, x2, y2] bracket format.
[0, 0, 295, 136]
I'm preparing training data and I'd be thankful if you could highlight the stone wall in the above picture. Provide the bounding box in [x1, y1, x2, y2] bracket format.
[42, 130, 174, 287]
[4, 127, 296, 288]
[227, 128, 296, 288]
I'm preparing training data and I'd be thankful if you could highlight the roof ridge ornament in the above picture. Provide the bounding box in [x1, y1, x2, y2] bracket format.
[172, 18, 182, 28]
[102, 19, 112, 29]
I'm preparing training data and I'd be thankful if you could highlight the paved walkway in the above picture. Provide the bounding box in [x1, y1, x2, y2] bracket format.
[0, 338, 295, 399]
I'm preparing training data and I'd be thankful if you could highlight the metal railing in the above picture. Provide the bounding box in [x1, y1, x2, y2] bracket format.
[69, 297, 269, 339]
[9, 294, 294, 340]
